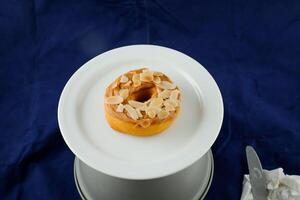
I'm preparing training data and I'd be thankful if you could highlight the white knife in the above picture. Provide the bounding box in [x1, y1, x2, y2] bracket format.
[246, 146, 268, 200]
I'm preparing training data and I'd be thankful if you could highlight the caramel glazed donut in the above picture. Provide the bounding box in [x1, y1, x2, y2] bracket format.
[104, 68, 181, 136]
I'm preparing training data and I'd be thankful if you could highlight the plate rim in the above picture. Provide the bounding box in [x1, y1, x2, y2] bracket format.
[59, 44, 223, 180]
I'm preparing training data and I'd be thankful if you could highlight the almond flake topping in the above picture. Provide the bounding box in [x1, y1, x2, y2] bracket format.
[158, 89, 171, 99]
[120, 75, 129, 83]
[158, 109, 170, 120]
[119, 88, 129, 99]
[146, 107, 158, 119]
[153, 71, 164, 76]
[157, 81, 176, 90]
[146, 107, 161, 118]
[138, 105, 148, 111]
[128, 100, 145, 108]
[132, 74, 141, 87]
[165, 104, 176, 112]
[149, 97, 163, 108]
[124, 104, 139, 120]
[144, 99, 152, 105]
[111, 81, 118, 89]
[164, 99, 178, 108]
[108, 69, 180, 121]
[105, 96, 123, 104]
[140, 70, 154, 82]
[122, 80, 132, 88]
[153, 76, 161, 84]
[116, 104, 125, 112]
[135, 108, 143, 118]
[164, 103, 175, 112]
[170, 89, 180, 101]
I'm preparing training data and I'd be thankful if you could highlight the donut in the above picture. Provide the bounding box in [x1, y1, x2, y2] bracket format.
[104, 68, 181, 136]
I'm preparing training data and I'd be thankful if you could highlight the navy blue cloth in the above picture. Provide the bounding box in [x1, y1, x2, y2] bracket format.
[1, 0, 300, 199]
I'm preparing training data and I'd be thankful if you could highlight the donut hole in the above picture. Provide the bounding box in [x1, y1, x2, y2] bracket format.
[132, 87, 155, 102]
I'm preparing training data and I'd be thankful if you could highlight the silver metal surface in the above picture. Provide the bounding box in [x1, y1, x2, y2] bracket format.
[246, 146, 268, 200]
[194, 151, 214, 200]
[74, 150, 214, 200]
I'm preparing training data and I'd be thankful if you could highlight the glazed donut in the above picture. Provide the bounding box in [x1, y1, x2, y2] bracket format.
[104, 68, 181, 136]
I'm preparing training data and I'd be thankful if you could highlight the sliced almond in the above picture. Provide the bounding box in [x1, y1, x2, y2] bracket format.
[140, 70, 154, 82]
[173, 99, 179, 107]
[149, 97, 164, 108]
[132, 74, 140, 81]
[116, 104, 125, 112]
[153, 71, 164, 76]
[153, 76, 161, 84]
[138, 105, 148, 111]
[158, 89, 171, 99]
[138, 119, 151, 128]
[124, 104, 139, 120]
[152, 106, 162, 113]
[164, 99, 178, 107]
[144, 99, 152, 106]
[105, 96, 123, 104]
[133, 80, 141, 87]
[146, 106, 161, 118]
[165, 104, 175, 112]
[146, 107, 157, 119]
[170, 89, 180, 101]
[122, 80, 132, 88]
[164, 102, 175, 112]
[157, 81, 176, 90]
[111, 81, 118, 89]
[119, 88, 129, 99]
[135, 108, 143, 118]
[158, 109, 170, 120]
[132, 74, 141, 87]
[128, 100, 145, 108]
[156, 86, 163, 94]
[120, 75, 129, 83]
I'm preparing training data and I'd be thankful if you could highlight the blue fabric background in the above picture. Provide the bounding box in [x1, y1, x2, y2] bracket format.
[1, 0, 300, 199]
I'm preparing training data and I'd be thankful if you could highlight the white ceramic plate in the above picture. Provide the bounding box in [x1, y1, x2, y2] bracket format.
[58, 45, 223, 180]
